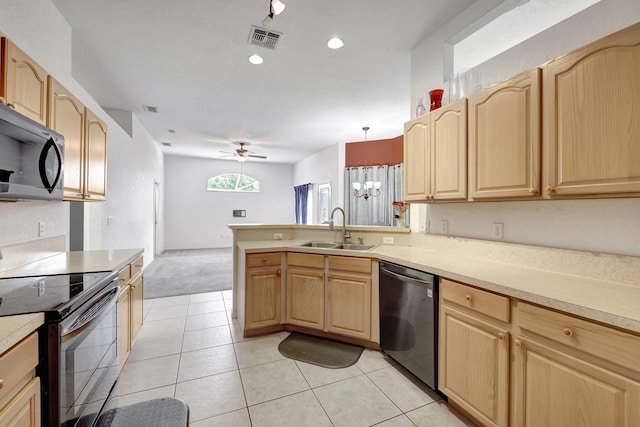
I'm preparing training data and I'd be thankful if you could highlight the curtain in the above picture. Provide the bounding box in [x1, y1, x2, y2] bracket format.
[294, 183, 310, 224]
[344, 163, 407, 226]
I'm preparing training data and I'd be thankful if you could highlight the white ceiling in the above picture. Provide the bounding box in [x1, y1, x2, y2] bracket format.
[51, 0, 474, 164]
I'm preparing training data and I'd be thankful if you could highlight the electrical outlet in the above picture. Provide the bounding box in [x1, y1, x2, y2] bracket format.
[107, 216, 114, 226]
[493, 223, 504, 240]
[38, 222, 45, 237]
[441, 220, 448, 235]
[273, 233, 283, 240]
[382, 236, 394, 244]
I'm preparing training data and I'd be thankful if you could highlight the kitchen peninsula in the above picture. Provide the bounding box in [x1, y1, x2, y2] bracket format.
[231, 224, 640, 427]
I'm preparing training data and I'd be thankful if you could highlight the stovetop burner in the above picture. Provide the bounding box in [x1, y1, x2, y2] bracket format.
[0, 271, 117, 320]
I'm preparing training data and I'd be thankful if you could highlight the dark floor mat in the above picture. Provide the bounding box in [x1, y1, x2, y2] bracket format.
[278, 332, 364, 369]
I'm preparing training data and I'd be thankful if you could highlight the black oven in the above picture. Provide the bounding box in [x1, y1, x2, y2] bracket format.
[0, 271, 119, 427]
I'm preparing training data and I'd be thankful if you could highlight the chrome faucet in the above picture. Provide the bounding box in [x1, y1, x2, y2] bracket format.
[329, 207, 351, 243]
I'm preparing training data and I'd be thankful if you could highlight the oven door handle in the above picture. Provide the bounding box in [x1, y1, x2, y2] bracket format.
[380, 267, 433, 289]
[61, 285, 119, 339]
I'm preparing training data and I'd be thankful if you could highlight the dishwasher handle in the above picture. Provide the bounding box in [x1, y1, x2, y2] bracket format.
[380, 267, 434, 289]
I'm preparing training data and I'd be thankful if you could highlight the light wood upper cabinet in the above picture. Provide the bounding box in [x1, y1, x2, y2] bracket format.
[431, 98, 468, 201]
[469, 69, 541, 200]
[543, 23, 640, 198]
[84, 109, 108, 200]
[47, 77, 86, 200]
[403, 115, 431, 201]
[1, 38, 48, 125]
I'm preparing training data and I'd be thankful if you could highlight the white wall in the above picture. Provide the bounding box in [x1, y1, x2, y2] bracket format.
[102, 113, 164, 259]
[164, 156, 294, 249]
[293, 144, 342, 224]
[0, 0, 165, 265]
[410, 0, 640, 257]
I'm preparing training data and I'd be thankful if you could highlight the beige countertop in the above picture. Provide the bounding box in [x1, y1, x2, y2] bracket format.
[0, 313, 44, 354]
[0, 248, 143, 279]
[237, 240, 640, 334]
[0, 248, 143, 353]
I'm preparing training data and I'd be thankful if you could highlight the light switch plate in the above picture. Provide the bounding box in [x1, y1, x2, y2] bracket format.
[383, 236, 394, 244]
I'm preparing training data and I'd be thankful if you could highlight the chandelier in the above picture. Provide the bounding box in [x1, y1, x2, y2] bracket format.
[352, 126, 381, 201]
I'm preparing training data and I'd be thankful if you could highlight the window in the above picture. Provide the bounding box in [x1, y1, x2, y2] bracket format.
[445, 0, 600, 78]
[207, 173, 260, 192]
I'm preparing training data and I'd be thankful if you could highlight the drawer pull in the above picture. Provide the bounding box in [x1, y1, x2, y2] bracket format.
[119, 277, 126, 282]
[262, 258, 267, 263]
[515, 339, 522, 348]
[277, 269, 281, 276]
[135, 264, 142, 268]
[562, 328, 574, 337]
[545, 185, 555, 194]
[465, 294, 472, 302]
[0, 379, 3, 389]
[498, 333, 505, 341]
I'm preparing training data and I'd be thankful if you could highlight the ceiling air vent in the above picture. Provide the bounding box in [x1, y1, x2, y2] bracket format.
[143, 105, 158, 113]
[248, 26, 282, 49]
[161, 142, 172, 147]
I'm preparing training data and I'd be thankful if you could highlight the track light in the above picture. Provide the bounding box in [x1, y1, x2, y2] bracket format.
[271, 0, 285, 15]
[261, 0, 285, 27]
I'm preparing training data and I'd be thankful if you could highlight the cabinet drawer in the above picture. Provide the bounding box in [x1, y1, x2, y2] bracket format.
[0, 332, 38, 403]
[131, 255, 144, 278]
[518, 302, 640, 373]
[288, 252, 324, 269]
[327, 256, 371, 274]
[118, 265, 131, 288]
[247, 252, 281, 268]
[441, 278, 510, 323]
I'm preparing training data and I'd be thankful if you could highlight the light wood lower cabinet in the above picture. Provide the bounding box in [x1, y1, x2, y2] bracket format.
[0, 333, 40, 427]
[244, 253, 283, 331]
[117, 285, 131, 368]
[286, 253, 325, 330]
[326, 271, 371, 340]
[439, 279, 640, 427]
[513, 336, 640, 427]
[439, 280, 510, 427]
[117, 255, 144, 368]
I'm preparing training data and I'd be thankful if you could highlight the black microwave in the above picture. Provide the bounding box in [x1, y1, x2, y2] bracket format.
[0, 103, 64, 201]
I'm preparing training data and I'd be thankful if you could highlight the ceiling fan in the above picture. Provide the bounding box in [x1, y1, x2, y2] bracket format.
[219, 142, 267, 162]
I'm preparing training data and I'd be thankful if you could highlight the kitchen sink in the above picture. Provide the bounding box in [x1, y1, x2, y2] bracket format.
[334, 243, 377, 251]
[298, 241, 339, 248]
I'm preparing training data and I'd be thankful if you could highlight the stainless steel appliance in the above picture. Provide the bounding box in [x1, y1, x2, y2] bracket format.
[0, 271, 119, 427]
[0, 102, 64, 201]
[379, 261, 438, 390]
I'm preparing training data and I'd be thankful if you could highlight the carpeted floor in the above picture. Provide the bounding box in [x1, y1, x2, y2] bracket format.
[143, 248, 233, 299]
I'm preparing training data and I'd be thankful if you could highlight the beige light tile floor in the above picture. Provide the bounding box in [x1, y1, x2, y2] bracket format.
[105, 291, 475, 426]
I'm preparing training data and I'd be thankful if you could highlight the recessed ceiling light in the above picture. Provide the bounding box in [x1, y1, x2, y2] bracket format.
[327, 37, 344, 49]
[248, 54, 264, 65]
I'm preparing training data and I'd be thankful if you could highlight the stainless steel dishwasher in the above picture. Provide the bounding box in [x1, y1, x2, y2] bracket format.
[379, 261, 438, 390]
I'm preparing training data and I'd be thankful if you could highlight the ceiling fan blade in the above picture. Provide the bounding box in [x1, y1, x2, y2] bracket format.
[219, 150, 236, 155]
[248, 154, 267, 159]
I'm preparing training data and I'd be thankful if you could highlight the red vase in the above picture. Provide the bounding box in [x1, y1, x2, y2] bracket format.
[429, 89, 444, 111]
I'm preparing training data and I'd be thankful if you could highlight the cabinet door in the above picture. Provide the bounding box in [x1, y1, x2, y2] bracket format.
[286, 268, 325, 329]
[0, 377, 41, 427]
[439, 305, 509, 427]
[1, 39, 47, 125]
[130, 275, 144, 345]
[514, 336, 640, 427]
[246, 267, 282, 330]
[326, 273, 371, 340]
[430, 98, 467, 200]
[543, 23, 640, 198]
[403, 115, 431, 201]
[118, 286, 131, 368]
[469, 69, 541, 200]
[47, 77, 86, 200]
[84, 109, 108, 200]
